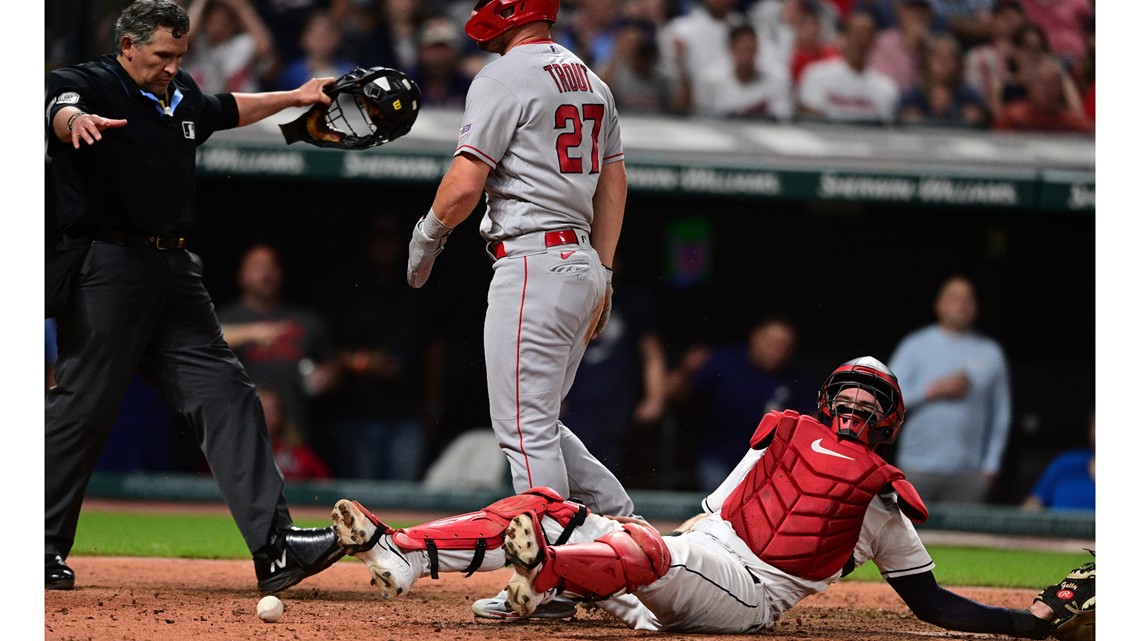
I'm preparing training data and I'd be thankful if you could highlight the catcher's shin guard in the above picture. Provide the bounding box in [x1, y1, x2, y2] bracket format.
[388, 487, 589, 578]
[505, 514, 671, 616]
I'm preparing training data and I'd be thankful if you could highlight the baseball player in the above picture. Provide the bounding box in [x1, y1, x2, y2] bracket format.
[327, 357, 1092, 639]
[404, 0, 635, 618]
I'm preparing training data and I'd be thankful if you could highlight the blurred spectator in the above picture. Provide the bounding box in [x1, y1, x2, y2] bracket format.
[659, 0, 747, 114]
[329, 0, 401, 69]
[253, 0, 325, 66]
[694, 23, 794, 120]
[379, 0, 429, 71]
[787, 0, 841, 86]
[184, 0, 278, 93]
[991, 54, 1092, 133]
[963, 0, 1026, 115]
[598, 20, 679, 113]
[990, 21, 1049, 113]
[411, 16, 470, 108]
[750, 0, 838, 87]
[1070, 12, 1094, 124]
[889, 275, 1012, 504]
[797, 10, 900, 123]
[623, 0, 683, 26]
[274, 10, 358, 91]
[560, 259, 668, 481]
[217, 243, 338, 441]
[930, 0, 996, 48]
[260, 385, 332, 482]
[555, 0, 626, 68]
[45, 1, 120, 71]
[898, 34, 987, 127]
[667, 315, 816, 493]
[1021, 408, 1094, 512]
[868, 0, 936, 93]
[1016, 0, 1092, 65]
[316, 213, 444, 481]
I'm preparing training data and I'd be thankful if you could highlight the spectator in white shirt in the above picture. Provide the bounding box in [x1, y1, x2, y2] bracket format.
[695, 23, 793, 120]
[797, 9, 899, 123]
[658, 0, 746, 109]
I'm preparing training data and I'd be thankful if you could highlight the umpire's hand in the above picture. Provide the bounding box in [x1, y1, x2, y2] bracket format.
[56, 109, 128, 148]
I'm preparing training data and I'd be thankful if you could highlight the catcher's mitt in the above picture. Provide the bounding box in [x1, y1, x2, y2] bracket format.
[1036, 551, 1095, 641]
[280, 66, 420, 150]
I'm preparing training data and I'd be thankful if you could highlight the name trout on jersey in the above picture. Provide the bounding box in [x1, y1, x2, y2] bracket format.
[543, 63, 594, 94]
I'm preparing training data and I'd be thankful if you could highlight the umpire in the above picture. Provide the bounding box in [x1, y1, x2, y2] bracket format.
[45, 0, 342, 592]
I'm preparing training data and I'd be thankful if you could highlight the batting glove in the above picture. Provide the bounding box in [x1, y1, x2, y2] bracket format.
[407, 210, 453, 288]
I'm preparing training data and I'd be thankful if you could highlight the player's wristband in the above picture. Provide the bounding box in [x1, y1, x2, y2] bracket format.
[420, 209, 453, 240]
[66, 111, 88, 133]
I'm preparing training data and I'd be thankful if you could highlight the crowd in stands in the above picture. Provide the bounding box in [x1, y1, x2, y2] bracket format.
[45, 0, 1095, 132]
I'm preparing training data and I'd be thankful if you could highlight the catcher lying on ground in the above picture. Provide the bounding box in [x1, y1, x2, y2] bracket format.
[328, 357, 1094, 639]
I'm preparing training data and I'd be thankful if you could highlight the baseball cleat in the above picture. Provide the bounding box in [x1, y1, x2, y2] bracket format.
[254, 525, 345, 593]
[503, 514, 560, 617]
[331, 499, 389, 554]
[503, 513, 542, 570]
[332, 499, 414, 599]
[471, 589, 578, 620]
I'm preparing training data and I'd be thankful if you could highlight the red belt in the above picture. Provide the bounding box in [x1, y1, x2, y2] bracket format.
[488, 229, 579, 259]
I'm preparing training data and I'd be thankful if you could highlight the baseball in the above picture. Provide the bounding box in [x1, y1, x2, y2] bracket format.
[257, 595, 284, 623]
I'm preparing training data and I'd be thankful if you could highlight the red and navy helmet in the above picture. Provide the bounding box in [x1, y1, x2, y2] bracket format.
[817, 356, 905, 447]
[465, 0, 560, 45]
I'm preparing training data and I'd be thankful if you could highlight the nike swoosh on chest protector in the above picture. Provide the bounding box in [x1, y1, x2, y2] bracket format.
[811, 438, 855, 461]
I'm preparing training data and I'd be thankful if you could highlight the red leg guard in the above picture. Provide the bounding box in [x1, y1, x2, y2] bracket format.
[387, 489, 589, 578]
[533, 522, 672, 600]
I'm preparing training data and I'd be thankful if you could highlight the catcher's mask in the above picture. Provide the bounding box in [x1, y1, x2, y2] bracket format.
[817, 356, 905, 447]
[280, 67, 421, 150]
[466, 0, 560, 45]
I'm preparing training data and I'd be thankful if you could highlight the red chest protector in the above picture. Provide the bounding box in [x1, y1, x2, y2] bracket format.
[721, 410, 928, 581]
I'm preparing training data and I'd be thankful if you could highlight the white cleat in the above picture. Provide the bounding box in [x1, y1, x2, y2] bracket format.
[331, 499, 414, 599]
[471, 589, 577, 620]
[502, 514, 559, 617]
[332, 499, 379, 553]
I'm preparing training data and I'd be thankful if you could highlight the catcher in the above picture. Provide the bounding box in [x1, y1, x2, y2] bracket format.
[327, 356, 1094, 639]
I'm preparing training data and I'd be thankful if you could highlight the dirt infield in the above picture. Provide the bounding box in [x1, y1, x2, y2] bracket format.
[42, 501, 1060, 640]
[44, 554, 1040, 641]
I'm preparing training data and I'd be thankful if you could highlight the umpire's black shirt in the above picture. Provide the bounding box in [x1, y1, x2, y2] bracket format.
[46, 54, 240, 236]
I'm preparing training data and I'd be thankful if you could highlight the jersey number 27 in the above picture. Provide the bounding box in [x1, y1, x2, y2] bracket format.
[555, 103, 603, 175]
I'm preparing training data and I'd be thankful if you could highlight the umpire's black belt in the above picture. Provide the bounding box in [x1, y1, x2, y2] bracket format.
[93, 229, 187, 250]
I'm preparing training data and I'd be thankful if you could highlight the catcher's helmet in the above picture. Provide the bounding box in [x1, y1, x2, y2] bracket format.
[280, 67, 420, 150]
[465, 0, 560, 45]
[817, 356, 905, 447]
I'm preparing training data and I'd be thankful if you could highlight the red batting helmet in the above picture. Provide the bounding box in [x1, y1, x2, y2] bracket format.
[817, 356, 905, 447]
[465, 0, 560, 45]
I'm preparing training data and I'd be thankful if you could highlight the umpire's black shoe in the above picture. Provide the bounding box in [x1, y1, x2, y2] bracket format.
[46, 554, 75, 590]
[254, 525, 345, 593]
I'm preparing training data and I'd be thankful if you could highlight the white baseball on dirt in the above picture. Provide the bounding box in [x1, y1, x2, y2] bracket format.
[257, 595, 284, 622]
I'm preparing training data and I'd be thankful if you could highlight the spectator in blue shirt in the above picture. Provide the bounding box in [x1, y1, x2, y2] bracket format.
[898, 33, 987, 127]
[1022, 409, 1094, 512]
[668, 314, 816, 492]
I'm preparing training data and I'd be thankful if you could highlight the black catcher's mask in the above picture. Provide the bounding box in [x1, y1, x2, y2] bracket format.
[280, 67, 421, 150]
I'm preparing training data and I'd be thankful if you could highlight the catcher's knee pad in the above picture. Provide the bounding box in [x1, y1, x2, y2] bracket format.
[392, 488, 589, 577]
[537, 522, 672, 600]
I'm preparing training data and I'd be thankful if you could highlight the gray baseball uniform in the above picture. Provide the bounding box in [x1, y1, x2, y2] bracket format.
[457, 39, 634, 517]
